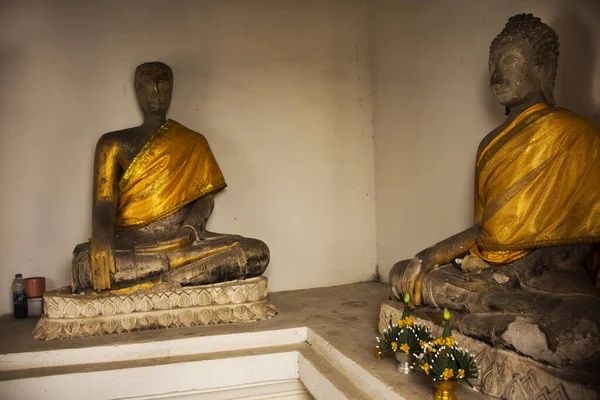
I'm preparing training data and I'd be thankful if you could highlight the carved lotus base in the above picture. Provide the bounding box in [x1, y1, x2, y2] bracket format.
[33, 277, 276, 340]
[379, 301, 598, 400]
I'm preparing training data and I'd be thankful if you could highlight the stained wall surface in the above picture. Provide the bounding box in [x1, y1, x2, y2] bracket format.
[0, 0, 377, 313]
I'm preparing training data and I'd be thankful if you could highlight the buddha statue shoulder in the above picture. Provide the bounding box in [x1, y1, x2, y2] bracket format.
[389, 14, 600, 371]
[72, 62, 269, 294]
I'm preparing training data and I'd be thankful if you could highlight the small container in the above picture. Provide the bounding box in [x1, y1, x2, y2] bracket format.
[433, 380, 458, 400]
[25, 277, 46, 298]
[12, 274, 28, 319]
[395, 352, 414, 374]
[27, 297, 43, 316]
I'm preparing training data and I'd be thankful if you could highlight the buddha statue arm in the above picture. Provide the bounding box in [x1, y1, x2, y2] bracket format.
[403, 224, 481, 306]
[181, 193, 215, 239]
[90, 136, 119, 290]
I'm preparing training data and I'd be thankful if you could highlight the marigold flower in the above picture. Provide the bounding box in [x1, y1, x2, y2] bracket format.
[400, 343, 410, 354]
[419, 340, 426, 348]
[442, 368, 454, 380]
[391, 342, 398, 351]
[404, 316, 415, 326]
[445, 336, 455, 347]
[457, 369, 465, 379]
[420, 363, 431, 375]
[435, 337, 446, 346]
[397, 319, 405, 327]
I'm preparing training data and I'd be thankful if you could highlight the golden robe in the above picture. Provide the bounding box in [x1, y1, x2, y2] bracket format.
[116, 120, 226, 230]
[471, 103, 600, 264]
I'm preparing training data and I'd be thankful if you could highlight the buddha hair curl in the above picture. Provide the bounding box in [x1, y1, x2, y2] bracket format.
[491, 13, 559, 71]
[491, 14, 559, 108]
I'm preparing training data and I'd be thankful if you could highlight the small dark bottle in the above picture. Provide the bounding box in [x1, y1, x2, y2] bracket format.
[12, 274, 28, 319]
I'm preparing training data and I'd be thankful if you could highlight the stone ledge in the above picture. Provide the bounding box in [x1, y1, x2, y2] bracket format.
[33, 277, 277, 340]
[379, 300, 598, 400]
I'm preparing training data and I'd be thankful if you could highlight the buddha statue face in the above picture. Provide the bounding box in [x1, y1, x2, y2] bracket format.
[134, 62, 173, 116]
[489, 37, 541, 107]
[488, 14, 559, 110]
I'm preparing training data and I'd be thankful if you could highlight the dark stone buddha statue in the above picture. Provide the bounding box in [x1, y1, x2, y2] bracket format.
[72, 62, 269, 294]
[389, 14, 600, 372]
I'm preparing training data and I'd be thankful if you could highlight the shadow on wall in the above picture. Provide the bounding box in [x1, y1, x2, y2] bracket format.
[552, 7, 600, 124]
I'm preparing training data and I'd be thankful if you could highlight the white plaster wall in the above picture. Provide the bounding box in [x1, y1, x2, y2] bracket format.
[0, 0, 377, 313]
[371, 0, 600, 282]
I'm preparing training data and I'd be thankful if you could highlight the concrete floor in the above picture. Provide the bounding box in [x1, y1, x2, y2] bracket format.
[0, 282, 484, 399]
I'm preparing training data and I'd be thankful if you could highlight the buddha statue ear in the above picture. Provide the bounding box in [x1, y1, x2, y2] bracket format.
[541, 52, 557, 106]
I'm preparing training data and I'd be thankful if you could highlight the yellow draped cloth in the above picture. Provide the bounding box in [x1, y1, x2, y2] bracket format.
[116, 120, 226, 230]
[470, 103, 600, 264]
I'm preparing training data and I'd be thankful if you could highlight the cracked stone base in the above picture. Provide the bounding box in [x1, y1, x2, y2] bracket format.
[33, 277, 277, 340]
[379, 301, 598, 400]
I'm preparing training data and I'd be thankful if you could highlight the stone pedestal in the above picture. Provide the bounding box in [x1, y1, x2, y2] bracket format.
[379, 300, 598, 400]
[33, 277, 276, 340]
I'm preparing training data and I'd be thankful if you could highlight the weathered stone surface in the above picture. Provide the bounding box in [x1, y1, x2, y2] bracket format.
[379, 300, 599, 400]
[33, 277, 276, 340]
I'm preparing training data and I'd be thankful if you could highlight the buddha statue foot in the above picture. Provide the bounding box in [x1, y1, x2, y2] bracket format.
[72, 235, 270, 294]
[33, 276, 277, 340]
[379, 300, 600, 400]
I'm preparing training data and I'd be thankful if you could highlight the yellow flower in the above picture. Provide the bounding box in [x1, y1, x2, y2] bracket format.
[397, 319, 405, 327]
[391, 342, 398, 351]
[419, 340, 426, 348]
[445, 336, 455, 347]
[404, 316, 415, 326]
[457, 369, 465, 379]
[420, 363, 431, 375]
[400, 343, 410, 354]
[435, 337, 446, 346]
[442, 368, 454, 380]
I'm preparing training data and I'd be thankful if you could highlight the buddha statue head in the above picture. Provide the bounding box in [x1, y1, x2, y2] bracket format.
[489, 14, 559, 114]
[134, 61, 173, 116]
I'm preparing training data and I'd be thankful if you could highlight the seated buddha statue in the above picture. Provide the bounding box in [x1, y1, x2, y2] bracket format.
[71, 62, 269, 294]
[389, 14, 600, 370]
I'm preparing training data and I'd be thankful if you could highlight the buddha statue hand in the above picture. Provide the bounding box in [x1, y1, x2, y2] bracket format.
[133, 228, 195, 254]
[393, 227, 480, 307]
[89, 237, 116, 290]
[400, 254, 438, 307]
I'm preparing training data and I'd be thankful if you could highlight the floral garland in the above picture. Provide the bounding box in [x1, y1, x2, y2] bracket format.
[376, 295, 480, 388]
[375, 294, 434, 359]
[414, 308, 479, 386]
